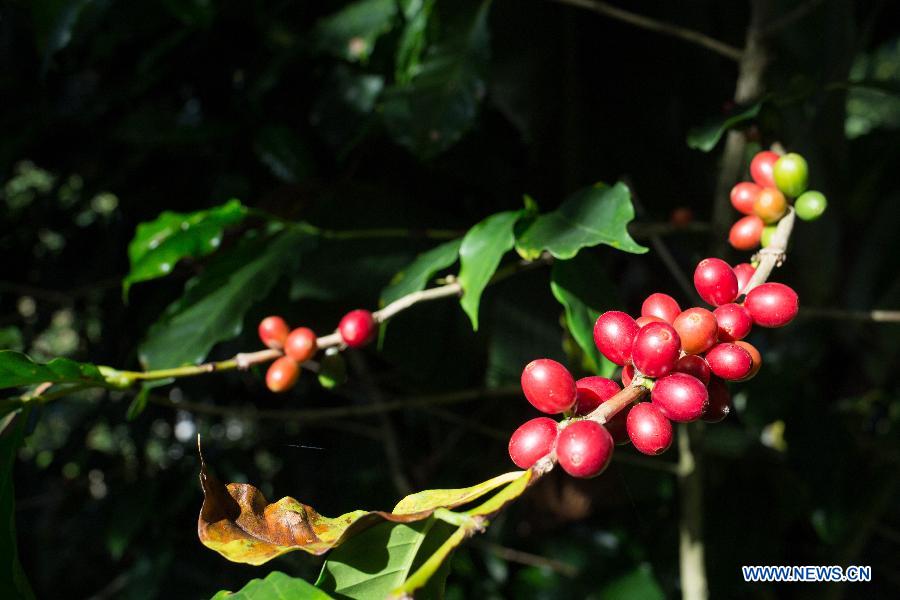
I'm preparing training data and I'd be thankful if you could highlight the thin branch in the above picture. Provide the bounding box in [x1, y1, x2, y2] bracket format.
[471, 540, 580, 577]
[743, 207, 796, 295]
[548, 0, 743, 61]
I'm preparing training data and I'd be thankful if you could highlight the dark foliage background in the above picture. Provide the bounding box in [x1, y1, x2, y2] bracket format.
[1, 0, 898, 598]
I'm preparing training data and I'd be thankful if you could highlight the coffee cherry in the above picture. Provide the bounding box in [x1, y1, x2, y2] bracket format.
[729, 215, 764, 250]
[673, 307, 718, 354]
[730, 182, 761, 216]
[744, 282, 799, 328]
[753, 187, 787, 224]
[760, 224, 777, 247]
[593, 311, 640, 366]
[508, 417, 558, 469]
[713, 303, 753, 342]
[795, 190, 827, 221]
[670, 207, 694, 227]
[705, 342, 753, 380]
[521, 359, 577, 414]
[674, 354, 711, 386]
[641, 293, 681, 324]
[575, 377, 628, 444]
[636, 315, 666, 328]
[750, 151, 779, 188]
[702, 377, 731, 423]
[735, 341, 762, 380]
[338, 309, 377, 348]
[556, 420, 614, 478]
[773, 152, 808, 197]
[626, 403, 673, 455]
[284, 327, 317, 363]
[258, 316, 290, 349]
[631, 322, 681, 378]
[733, 263, 756, 294]
[266, 356, 299, 392]
[651, 373, 709, 422]
[621, 363, 635, 387]
[694, 258, 739, 306]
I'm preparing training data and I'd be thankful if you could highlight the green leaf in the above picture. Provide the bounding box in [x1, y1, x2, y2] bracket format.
[382, 1, 492, 159]
[139, 230, 311, 369]
[687, 101, 763, 151]
[395, 0, 435, 83]
[211, 571, 332, 600]
[393, 470, 524, 514]
[123, 198, 248, 297]
[315, 0, 397, 63]
[254, 125, 314, 184]
[317, 352, 347, 390]
[380, 238, 461, 306]
[598, 565, 665, 600]
[0, 409, 36, 600]
[0, 350, 105, 391]
[125, 379, 172, 421]
[458, 210, 521, 330]
[315, 519, 454, 600]
[550, 253, 618, 377]
[515, 182, 647, 260]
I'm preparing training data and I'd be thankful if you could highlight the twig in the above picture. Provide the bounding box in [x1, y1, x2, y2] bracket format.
[548, 0, 743, 61]
[677, 423, 707, 600]
[471, 540, 580, 577]
[743, 207, 795, 295]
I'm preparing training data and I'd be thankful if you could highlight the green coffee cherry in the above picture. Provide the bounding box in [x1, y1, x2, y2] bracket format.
[795, 190, 827, 221]
[760, 225, 777, 247]
[773, 153, 808, 198]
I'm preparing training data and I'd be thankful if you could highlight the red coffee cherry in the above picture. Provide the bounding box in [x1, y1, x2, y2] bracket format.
[713, 303, 753, 342]
[651, 373, 709, 422]
[694, 258, 739, 306]
[258, 316, 289, 349]
[733, 263, 756, 294]
[284, 327, 317, 363]
[744, 282, 799, 328]
[593, 311, 640, 366]
[728, 215, 764, 250]
[338, 309, 377, 348]
[508, 417, 558, 469]
[705, 343, 753, 380]
[627, 402, 673, 455]
[673, 307, 718, 354]
[631, 322, 681, 378]
[556, 420, 614, 478]
[735, 341, 762, 380]
[753, 187, 787, 224]
[674, 354, 711, 386]
[636, 315, 666, 328]
[730, 182, 761, 216]
[750, 150, 779, 188]
[521, 359, 577, 414]
[575, 377, 628, 444]
[641, 293, 681, 324]
[702, 377, 731, 423]
[621, 363, 635, 387]
[266, 356, 299, 392]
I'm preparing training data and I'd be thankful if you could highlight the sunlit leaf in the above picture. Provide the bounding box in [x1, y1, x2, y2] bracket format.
[382, 1, 492, 158]
[515, 182, 646, 260]
[123, 199, 248, 297]
[458, 210, 521, 330]
[687, 101, 763, 152]
[380, 238, 461, 306]
[0, 350, 104, 391]
[211, 571, 332, 600]
[393, 470, 524, 514]
[315, 0, 397, 63]
[139, 230, 311, 369]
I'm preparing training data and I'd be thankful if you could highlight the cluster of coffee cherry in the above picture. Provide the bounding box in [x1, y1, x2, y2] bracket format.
[257, 309, 377, 392]
[728, 150, 826, 250]
[508, 250, 800, 479]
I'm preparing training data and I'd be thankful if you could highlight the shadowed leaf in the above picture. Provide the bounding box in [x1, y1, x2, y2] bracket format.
[1, 409, 35, 600]
[687, 101, 763, 151]
[211, 571, 332, 599]
[380, 238, 461, 306]
[0, 350, 104, 391]
[315, 0, 397, 63]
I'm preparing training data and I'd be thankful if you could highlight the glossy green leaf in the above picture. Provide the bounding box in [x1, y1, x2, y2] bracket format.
[393, 470, 524, 514]
[139, 230, 310, 369]
[211, 571, 332, 600]
[0, 350, 104, 391]
[550, 253, 618, 377]
[382, 1, 492, 159]
[515, 182, 646, 260]
[380, 238, 461, 306]
[395, 0, 435, 83]
[687, 101, 763, 151]
[458, 210, 521, 330]
[0, 409, 35, 600]
[315, 0, 397, 63]
[123, 198, 248, 297]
